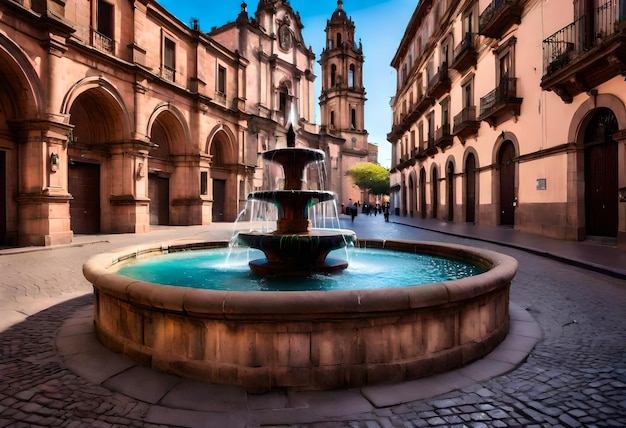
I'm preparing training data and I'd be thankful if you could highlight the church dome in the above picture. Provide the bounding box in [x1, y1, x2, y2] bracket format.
[331, 0, 349, 21]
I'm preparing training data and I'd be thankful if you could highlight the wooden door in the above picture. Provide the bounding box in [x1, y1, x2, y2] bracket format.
[431, 168, 439, 219]
[149, 175, 170, 225]
[499, 142, 515, 226]
[420, 168, 427, 219]
[212, 179, 226, 222]
[465, 154, 476, 223]
[69, 161, 100, 234]
[447, 163, 454, 221]
[585, 109, 618, 237]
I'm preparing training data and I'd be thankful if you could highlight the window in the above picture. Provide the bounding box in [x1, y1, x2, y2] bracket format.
[330, 111, 335, 128]
[348, 64, 355, 87]
[163, 37, 176, 81]
[331, 64, 337, 87]
[496, 38, 516, 83]
[97, 0, 113, 38]
[200, 171, 208, 195]
[351, 108, 356, 129]
[441, 98, 450, 126]
[95, 0, 114, 53]
[217, 65, 226, 94]
[336, 32, 342, 47]
[418, 122, 424, 150]
[462, 76, 474, 108]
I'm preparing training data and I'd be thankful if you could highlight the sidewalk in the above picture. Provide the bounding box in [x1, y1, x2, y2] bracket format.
[388, 215, 626, 279]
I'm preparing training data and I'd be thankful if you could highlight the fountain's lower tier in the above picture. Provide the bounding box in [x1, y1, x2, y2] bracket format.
[85, 239, 517, 392]
[237, 229, 356, 276]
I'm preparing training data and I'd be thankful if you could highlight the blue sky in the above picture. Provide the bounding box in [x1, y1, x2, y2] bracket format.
[156, 0, 418, 167]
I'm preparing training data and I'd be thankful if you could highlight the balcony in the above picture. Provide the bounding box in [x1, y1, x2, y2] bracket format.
[435, 124, 453, 150]
[424, 135, 438, 157]
[93, 31, 115, 55]
[479, 0, 523, 39]
[452, 106, 480, 142]
[541, 2, 626, 103]
[451, 33, 478, 72]
[388, 92, 435, 140]
[427, 63, 451, 99]
[162, 65, 176, 83]
[478, 77, 522, 127]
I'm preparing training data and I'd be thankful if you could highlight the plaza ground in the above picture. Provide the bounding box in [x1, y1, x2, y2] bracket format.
[0, 214, 625, 427]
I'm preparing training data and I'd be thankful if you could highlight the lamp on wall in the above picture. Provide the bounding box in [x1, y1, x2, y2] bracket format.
[50, 153, 60, 173]
[136, 162, 145, 180]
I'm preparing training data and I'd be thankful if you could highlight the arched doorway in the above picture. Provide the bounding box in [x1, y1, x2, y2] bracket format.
[211, 139, 227, 222]
[446, 162, 454, 221]
[148, 118, 173, 226]
[431, 167, 439, 219]
[408, 174, 416, 217]
[419, 167, 427, 219]
[584, 108, 618, 238]
[498, 141, 516, 226]
[465, 153, 477, 223]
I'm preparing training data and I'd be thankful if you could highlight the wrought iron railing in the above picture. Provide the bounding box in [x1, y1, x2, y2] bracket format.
[479, 77, 518, 117]
[453, 106, 477, 131]
[435, 124, 451, 141]
[428, 62, 449, 88]
[479, 0, 518, 30]
[542, 0, 624, 74]
[453, 32, 476, 59]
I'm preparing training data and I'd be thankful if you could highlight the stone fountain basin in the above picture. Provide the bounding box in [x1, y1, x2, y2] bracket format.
[84, 239, 517, 392]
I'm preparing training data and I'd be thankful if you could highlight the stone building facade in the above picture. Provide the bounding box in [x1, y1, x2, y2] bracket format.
[388, 0, 626, 247]
[0, 0, 371, 247]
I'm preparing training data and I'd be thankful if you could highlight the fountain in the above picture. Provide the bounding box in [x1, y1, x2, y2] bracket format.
[84, 129, 517, 392]
[237, 125, 356, 276]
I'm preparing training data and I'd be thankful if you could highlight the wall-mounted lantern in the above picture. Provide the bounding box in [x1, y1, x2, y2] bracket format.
[136, 162, 145, 180]
[50, 153, 60, 173]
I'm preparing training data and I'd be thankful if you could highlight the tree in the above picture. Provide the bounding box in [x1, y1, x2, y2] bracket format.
[345, 163, 390, 196]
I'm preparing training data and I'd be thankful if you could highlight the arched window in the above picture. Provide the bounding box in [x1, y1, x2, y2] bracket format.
[331, 64, 337, 87]
[348, 64, 355, 87]
[336, 32, 342, 47]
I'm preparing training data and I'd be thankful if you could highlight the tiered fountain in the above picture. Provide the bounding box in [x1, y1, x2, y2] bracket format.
[84, 125, 517, 392]
[237, 125, 355, 276]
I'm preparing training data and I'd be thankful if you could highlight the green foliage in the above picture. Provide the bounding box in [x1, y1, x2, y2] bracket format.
[345, 163, 390, 195]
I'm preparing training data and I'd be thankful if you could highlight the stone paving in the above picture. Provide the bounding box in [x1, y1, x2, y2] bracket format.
[0, 217, 625, 427]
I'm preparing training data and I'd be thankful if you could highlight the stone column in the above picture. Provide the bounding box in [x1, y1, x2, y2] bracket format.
[107, 142, 150, 233]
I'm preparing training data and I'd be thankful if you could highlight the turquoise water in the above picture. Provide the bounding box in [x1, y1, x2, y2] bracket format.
[115, 247, 485, 292]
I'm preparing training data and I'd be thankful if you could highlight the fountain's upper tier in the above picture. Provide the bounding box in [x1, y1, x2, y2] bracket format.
[263, 147, 325, 191]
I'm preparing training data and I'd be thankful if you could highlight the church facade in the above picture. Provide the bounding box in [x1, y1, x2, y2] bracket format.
[0, 0, 370, 247]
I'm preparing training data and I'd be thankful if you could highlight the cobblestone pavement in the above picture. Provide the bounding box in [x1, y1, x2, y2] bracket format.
[1, 218, 625, 427]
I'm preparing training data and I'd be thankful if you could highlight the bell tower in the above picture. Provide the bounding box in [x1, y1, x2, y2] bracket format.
[319, 1, 367, 144]
[319, 1, 369, 204]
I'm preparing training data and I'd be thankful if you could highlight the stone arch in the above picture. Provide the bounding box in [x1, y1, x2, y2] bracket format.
[0, 34, 46, 245]
[463, 147, 480, 224]
[206, 124, 237, 164]
[566, 94, 626, 242]
[62, 77, 131, 143]
[147, 104, 190, 157]
[0, 33, 44, 120]
[568, 93, 626, 144]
